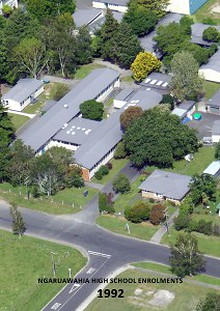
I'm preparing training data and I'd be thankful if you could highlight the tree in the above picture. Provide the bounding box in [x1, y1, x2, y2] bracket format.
[203, 27, 220, 42]
[123, 5, 157, 37]
[170, 51, 204, 101]
[50, 83, 70, 101]
[10, 204, 26, 237]
[190, 174, 217, 206]
[64, 165, 84, 188]
[129, 0, 169, 18]
[169, 233, 206, 277]
[120, 106, 144, 131]
[80, 100, 104, 121]
[124, 201, 151, 223]
[124, 109, 198, 167]
[14, 37, 48, 78]
[114, 142, 127, 159]
[114, 21, 142, 69]
[131, 51, 161, 82]
[75, 27, 93, 65]
[179, 16, 194, 35]
[2, 4, 13, 18]
[113, 174, 131, 194]
[215, 142, 220, 160]
[195, 293, 220, 311]
[0, 103, 14, 181]
[149, 204, 165, 225]
[98, 192, 115, 213]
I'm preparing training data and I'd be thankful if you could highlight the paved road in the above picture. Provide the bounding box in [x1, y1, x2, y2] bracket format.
[0, 201, 220, 311]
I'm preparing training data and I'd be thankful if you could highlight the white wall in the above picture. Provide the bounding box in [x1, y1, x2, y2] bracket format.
[96, 78, 120, 102]
[199, 69, 220, 83]
[167, 0, 190, 14]
[212, 135, 220, 143]
[92, 1, 128, 12]
[45, 140, 79, 152]
[113, 99, 127, 109]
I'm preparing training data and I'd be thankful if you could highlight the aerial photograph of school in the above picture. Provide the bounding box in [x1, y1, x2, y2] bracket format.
[0, 0, 220, 310]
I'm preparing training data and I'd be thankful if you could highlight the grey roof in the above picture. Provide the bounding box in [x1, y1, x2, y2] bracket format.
[178, 100, 195, 111]
[18, 68, 120, 151]
[93, 0, 128, 5]
[74, 110, 122, 169]
[200, 49, 220, 72]
[212, 120, 220, 135]
[141, 72, 171, 89]
[139, 169, 191, 200]
[172, 107, 187, 118]
[124, 89, 162, 110]
[41, 100, 57, 112]
[73, 8, 102, 27]
[114, 88, 134, 101]
[207, 89, 220, 108]
[53, 117, 100, 145]
[203, 161, 220, 175]
[140, 13, 183, 55]
[2, 79, 43, 103]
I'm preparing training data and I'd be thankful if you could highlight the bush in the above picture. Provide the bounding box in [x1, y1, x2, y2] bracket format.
[80, 99, 104, 121]
[202, 17, 217, 25]
[113, 174, 130, 194]
[180, 16, 194, 35]
[51, 83, 69, 101]
[124, 201, 151, 223]
[174, 212, 190, 231]
[202, 27, 220, 42]
[72, 175, 84, 188]
[213, 224, 220, 236]
[114, 142, 127, 159]
[160, 93, 174, 109]
[106, 162, 113, 170]
[94, 165, 109, 180]
[94, 171, 103, 180]
[196, 219, 213, 235]
[98, 192, 115, 214]
[149, 198, 155, 203]
[150, 204, 165, 225]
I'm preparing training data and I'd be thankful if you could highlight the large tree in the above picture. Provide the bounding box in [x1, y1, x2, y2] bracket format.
[123, 5, 157, 37]
[120, 106, 144, 131]
[75, 27, 93, 65]
[129, 0, 169, 18]
[190, 174, 217, 206]
[170, 51, 204, 101]
[131, 51, 161, 82]
[123, 109, 198, 167]
[169, 233, 206, 277]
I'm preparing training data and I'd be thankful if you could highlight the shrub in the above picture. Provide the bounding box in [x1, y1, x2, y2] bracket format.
[98, 192, 115, 214]
[51, 83, 69, 101]
[124, 202, 151, 223]
[106, 162, 113, 170]
[113, 174, 131, 194]
[114, 142, 127, 159]
[150, 204, 165, 225]
[94, 170, 103, 180]
[174, 212, 190, 231]
[202, 27, 220, 42]
[149, 198, 155, 203]
[72, 175, 84, 188]
[180, 15, 194, 35]
[99, 165, 109, 176]
[196, 219, 213, 235]
[202, 17, 217, 25]
[213, 224, 220, 236]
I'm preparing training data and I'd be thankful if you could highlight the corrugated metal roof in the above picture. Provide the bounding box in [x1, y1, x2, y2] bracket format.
[2, 79, 43, 103]
[73, 8, 102, 27]
[139, 169, 191, 200]
[203, 161, 220, 175]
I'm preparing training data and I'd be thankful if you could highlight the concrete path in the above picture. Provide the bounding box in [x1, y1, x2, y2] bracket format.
[150, 209, 179, 244]
[85, 181, 104, 191]
[7, 110, 36, 118]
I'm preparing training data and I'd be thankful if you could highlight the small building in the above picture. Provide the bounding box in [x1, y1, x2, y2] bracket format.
[212, 120, 220, 142]
[139, 170, 191, 205]
[206, 90, 220, 114]
[172, 100, 195, 120]
[199, 49, 220, 83]
[167, 0, 208, 15]
[72, 8, 104, 28]
[191, 23, 220, 47]
[92, 0, 128, 13]
[203, 161, 220, 177]
[2, 79, 44, 112]
[0, 0, 18, 14]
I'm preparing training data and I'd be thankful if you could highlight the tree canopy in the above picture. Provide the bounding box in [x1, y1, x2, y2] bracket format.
[128, 0, 169, 18]
[195, 293, 220, 311]
[123, 108, 198, 167]
[190, 174, 217, 206]
[120, 106, 144, 131]
[80, 100, 104, 121]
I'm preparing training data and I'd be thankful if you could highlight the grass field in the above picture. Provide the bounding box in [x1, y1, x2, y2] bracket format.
[193, 0, 220, 24]
[74, 63, 104, 79]
[0, 229, 87, 311]
[161, 228, 220, 257]
[132, 262, 220, 286]
[8, 113, 30, 130]
[97, 215, 158, 241]
[204, 81, 220, 99]
[85, 269, 220, 311]
[0, 182, 98, 214]
[92, 158, 129, 185]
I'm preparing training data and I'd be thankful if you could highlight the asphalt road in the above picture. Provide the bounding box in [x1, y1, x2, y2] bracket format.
[0, 201, 220, 311]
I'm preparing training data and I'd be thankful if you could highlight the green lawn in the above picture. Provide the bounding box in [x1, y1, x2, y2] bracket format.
[0, 229, 87, 311]
[165, 146, 215, 176]
[120, 75, 134, 83]
[0, 182, 98, 214]
[193, 0, 220, 24]
[74, 63, 105, 79]
[92, 158, 129, 185]
[96, 215, 158, 241]
[8, 113, 30, 130]
[132, 262, 220, 286]
[204, 81, 220, 100]
[161, 228, 220, 257]
[85, 269, 220, 311]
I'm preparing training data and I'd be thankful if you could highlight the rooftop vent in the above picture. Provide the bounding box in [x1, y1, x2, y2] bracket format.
[64, 104, 68, 108]
[66, 130, 70, 134]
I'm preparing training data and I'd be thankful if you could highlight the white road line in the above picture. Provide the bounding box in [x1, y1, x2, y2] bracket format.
[51, 302, 61, 310]
[88, 250, 111, 258]
[68, 284, 80, 294]
[86, 267, 96, 274]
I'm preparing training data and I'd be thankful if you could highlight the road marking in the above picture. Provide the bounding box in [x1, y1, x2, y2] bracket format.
[68, 284, 80, 294]
[86, 267, 96, 274]
[51, 302, 61, 310]
[88, 250, 111, 258]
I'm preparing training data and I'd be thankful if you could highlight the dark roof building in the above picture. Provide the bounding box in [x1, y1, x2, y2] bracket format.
[139, 169, 191, 203]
